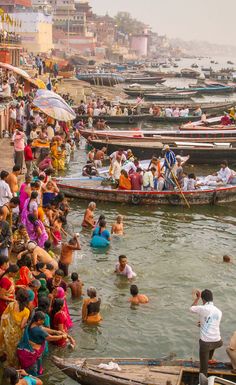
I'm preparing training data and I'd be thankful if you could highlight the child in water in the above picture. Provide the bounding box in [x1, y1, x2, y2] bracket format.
[111, 215, 124, 235]
[68, 272, 84, 299]
[128, 285, 149, 305]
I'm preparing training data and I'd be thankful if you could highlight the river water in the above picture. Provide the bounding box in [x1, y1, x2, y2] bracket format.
[42, 140, 236, 385]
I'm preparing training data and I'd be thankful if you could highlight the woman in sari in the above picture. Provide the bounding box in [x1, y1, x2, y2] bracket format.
[90, 220, 111, 248]
[0, 288, 30, 366]
[0, 264, 19, 317]
[3, 367, 42, 385]
[82, 287, 102, 324]
[119, 170, 131, 190]
[51, 298, 75, 348]
[21, 192, 39, 226]
[19, 175, 32, 213]
[16, 266, 34, 288]
[51, 287, 73, 328]
[25, 214, 48, 248]
[17, 311, 67, 376]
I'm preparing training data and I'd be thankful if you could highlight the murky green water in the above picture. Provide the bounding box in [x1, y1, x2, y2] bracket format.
[42, 142, 236, 385]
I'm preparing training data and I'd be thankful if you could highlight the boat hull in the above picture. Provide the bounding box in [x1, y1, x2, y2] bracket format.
[52, 356, 236, 385]
[90, 139, 236, 165]
[57, 179, 236, 205]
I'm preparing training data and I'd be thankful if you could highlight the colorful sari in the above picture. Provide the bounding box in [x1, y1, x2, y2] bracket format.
[55, 287, 73, 328]
[19, 183, 30, 212]
[25, 218, 48, 248]
[0, 276, 15, 316]
[0, 302, 30, 366]
[17, 325, 47, 376]
[16, 266, 34, 287]
[21, 198, 38, 226]
[52, 310, 67, 347]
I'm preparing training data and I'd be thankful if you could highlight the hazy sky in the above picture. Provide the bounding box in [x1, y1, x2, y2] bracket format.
[89, 0, 235, 45]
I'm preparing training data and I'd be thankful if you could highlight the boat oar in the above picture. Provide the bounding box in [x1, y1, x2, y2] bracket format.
[164, 155, 190, 208]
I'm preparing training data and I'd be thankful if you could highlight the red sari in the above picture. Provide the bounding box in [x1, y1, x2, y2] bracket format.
[0, 276, 15, 316]
[52, 310, 67, 347]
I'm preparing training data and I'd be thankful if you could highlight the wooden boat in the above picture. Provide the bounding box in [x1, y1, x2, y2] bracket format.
[124, 76, 165, 85]
[56, 175, 236, 205]
[74, 114, 202, 125]
[123, 85, 170, 97]
[76, 73, 125, 86]
[144, 91, 197, 100]
[118, 101, 236, 115]
[181, 68, 201, 78]
[177, 85, 234, 94]
[90, 138, 236, 164]
[79, 127, 236, 141]
[53, 356, 236, 385]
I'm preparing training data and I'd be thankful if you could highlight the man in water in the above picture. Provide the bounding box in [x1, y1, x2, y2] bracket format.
[190, 289, 222, 376]
[115, 255, 136, 281]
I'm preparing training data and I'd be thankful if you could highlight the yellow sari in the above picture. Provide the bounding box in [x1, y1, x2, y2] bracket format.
[0, 302, 30, 366]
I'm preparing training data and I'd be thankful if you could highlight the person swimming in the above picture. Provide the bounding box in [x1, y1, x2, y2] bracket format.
[128, 284, 149, 305]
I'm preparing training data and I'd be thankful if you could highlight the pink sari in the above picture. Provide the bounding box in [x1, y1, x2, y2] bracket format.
[55, 287, 73, 328]
[19, 183, 30, 212]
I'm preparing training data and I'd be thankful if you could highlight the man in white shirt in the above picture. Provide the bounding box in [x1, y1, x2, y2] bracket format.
[204, 160, 233, 186]
[0, 171, 12, 206]
[190, 289, 223, 375]
[110, 150, 126, 165]
[110, 155, 122, 181]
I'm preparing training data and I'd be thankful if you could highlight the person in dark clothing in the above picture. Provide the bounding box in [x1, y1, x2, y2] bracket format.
[0, 207, 12, 257]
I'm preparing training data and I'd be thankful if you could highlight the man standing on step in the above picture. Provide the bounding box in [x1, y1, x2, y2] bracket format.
[190, 289, 223, 376]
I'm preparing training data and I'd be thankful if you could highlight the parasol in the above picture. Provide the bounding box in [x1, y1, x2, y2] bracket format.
[0, 62, 30, 79]
[32, 92, 76, 122]
[27, 78, 46, 89]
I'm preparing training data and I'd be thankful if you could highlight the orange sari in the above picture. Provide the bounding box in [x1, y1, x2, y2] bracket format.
[119, 175, 131, 190]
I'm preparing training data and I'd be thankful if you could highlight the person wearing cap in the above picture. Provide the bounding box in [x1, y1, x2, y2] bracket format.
[162, 145, 176, 185]
[190, 289, 223, 376]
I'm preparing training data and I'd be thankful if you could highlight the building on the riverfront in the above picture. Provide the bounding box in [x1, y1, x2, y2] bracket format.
[9, 11, 53, 53]
[130, 29, 149, 57]
[0, 0, 32, 13]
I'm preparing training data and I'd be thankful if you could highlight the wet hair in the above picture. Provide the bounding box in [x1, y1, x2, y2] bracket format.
[188, 173, 196, 179]
[37, 296, 50, 314]
[46, 263, 54, 271]
[13, 165, 20, 172]
[36, 262, 46, 271]
[87, 286, 97, 298]
[71, 272, 78, 281]
[55, 269, 64, 277]
[16, 288, 30, 311]
[98, 214, 105, 224]
[0, 170, 9, 180]
[130, 284, 139, 296]
[98, 219, 106, 235]
[201, 289, 213, 303]
[44, 240, 52, 250]
[3, 367, 19, 385]
[30, 310, 46, 325]
[51, 298, 64, 320]
[119, 254, 127, 262]
[223, 255, 231, 263]
[0, 255, 9, 268]
[17, 254, 32, 269]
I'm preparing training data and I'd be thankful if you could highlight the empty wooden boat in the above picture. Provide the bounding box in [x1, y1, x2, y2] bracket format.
[52, 356, 236, 385]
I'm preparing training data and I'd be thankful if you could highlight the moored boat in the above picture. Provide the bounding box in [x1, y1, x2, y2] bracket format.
[53, 356, 236, 385]
[145, 91, 197, 100]
[124, 76, 165, 84]
[90, 138, 236, 164]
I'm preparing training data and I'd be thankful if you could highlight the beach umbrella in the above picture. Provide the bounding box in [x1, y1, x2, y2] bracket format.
[0, 62, 30, 79]
[32, 93, 76, 122]
[27, 78, 46, 89]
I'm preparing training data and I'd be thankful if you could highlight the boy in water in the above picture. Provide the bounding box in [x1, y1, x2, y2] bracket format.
[68, 272, 84, 299]
[111, 215, 124, 235]
[128, 285, 149, 305]
[59, 234, 81, 277]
